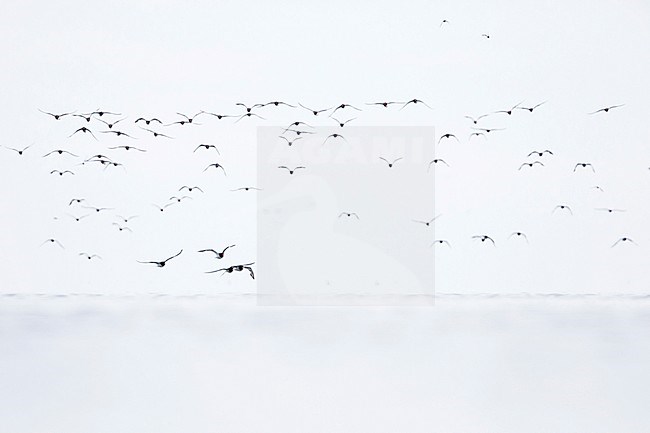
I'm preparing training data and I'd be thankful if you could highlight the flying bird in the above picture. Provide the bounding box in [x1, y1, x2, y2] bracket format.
[589, 104, 624, 115]
[472, 235, 495, 245]
[194, 144, 220, 154]
[38, 109, 75, 120]
[299, 103, 333, 116]
[527, 150, 553, 158]
[518, 161, 545, 170]
[330, 103, 362, 115]
[517, 101, 547, 113]
[50, 170, 75, 176]
[135, 117, 162, 125]
[279, 136, 304, 146]
[43, 149, 79, 158]
[438, 133, 459, 144]
[338, 212, 359, 219]
[428, 159, 450, 171]
[464, 114, 489, 124]
[430, 239, 451, 248]
[263, 101, 296, 108]
[553, 205, 573, 215]
[5, 144, 34, 155]
[204, 163, 227, 175]
[199, 111, 235, 120]
[494, 101, 523, 116]
[108, 145, 146, 152]
[365, 101, 404, 107]
[330, 117, 357, 127]
[379, 157, 403, 168]
[400, 99, 432, 110]
[412, 215, 441, 227]
[278, 165, 305, 175]
[179, 185, 204, 193]
[69, 127, 97, 140]
[198, 245, 235, 259]
[611, 237, 637, 247]
[41, 238, 64, 249]
[79, 253, 101, 260]
[574, 163, 595, 173]
[96, 117, 127, 129]
[138, 249, 183, 267]
[138, 127, 173, 138]
[322, 133, 347, 145]
[509, 232, 529, 243]
[152, 202, 177, 212]
[206, 262, 255, 279]
[231, 187, 262, 192]
[595, 208, 626, 213]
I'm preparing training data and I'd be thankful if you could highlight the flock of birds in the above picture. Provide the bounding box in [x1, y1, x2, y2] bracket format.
[3, 97, 638, 288]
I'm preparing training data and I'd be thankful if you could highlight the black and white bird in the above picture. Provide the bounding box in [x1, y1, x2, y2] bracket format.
[206, 262, 255, 279]
[611, 237, 637, 247]
[138, 249, 183, 267]
[517, 101, 547, 113]
[69, 127, 97, 140]
[338, 212, 359, 219]
[194, 144, 220, 154]
[527, 150, 553, 158]
[299, 103, 333, 116]
[43, 149, 79, 158]
[204, 163, 227, 175]
[430, 239, 451, 248]
[38, 109, 75, 120]
[589, 104, 624, 115]
[379, 157, 403, 168]
[179, 186, 204, 193]
[413, 215, 441, 227]
[509, 232, 529, 243]
[518, 161, 544, 170]
[472, 235, 495, 245]
[438, 133, 459, 144]
[279, 136, 304, 147]
[50, 170, 75, 176]
[322, 133, 347, 145]
[553, 205, 573, 215]
[428, 159, 450, 171]
[595, 208, 626, 213]
[400, 99, 432, 110]
[198, 245, 235, 259]
[79, 253, 101, 260]
[574, 163, 595, 173]
[278, 166, 305, 175]
[41, 238, 64, 249]
[5, 144, 34, 155]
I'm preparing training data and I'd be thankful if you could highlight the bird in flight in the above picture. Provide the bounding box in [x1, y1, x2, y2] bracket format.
[553, 205, 573, 215]
[323, 133, 347, 145]
[235, 112, 265, 123]
[69, 127, 97, 140]
[494, 101, 523, 116]
[464, 114, 489, 124]
[473, 127, 504, 134]
[589, 104, 624, 115]
[400, 99, 432, 110]
[517, 101, 547, 113]
[5, 144, 34, 155]
[97, 117, 127, 129]
[330, 103, 362, 115]
[299, 103, 333, 116]
[231, 187, 262, 192]
[263, 101, 296, 108]
[278, 165, 305, 175]
[169, 195, 192, 203]
[204, 163, 227, 176]
[518, 161, 544, 170]
[108, 145, 146, 152]
[365, 101, 404, 108]
[509, 232, 529, 243]
[595, 208, 625, 213]
[611, 237, 637, 247]
[41, 238, 64, 249]
[481, 33, 491, 39]
[138, 249, 183, 267]
[82, 206, 113, 213]
[428, 159, 450, 171]
[138, 127, 173, 138]
[100, 130, 136, 139]
[527, 150, 553, 158]
[379, 157, 403, 168]
[176, 112, 203, 124]
[69, 198, 86, 206]
[194, 144, 220, 154]
[79, 253, 101, 260]
[472, 235, 495, 245]
[152, 202, 177, 212]
[179, 185, 204, 193]
[430, 239, 451, 248]
[112, 223, 133, 232]
[199, 111, 235, 120]
[440, 19, 449, 27]
[468, 132, 487, 141]
[116, 215, 138, 223]
[330, 117, 357, 128]
[135, 117, 163, 125]
[50, 169, 75, 177]
[338, 212, 359, 219]
[89, 109, 121, 117]
[413, 215, 441, 227]
[43, 149, 79, 158]
[206, 262, 255, 279]
[198, 244, 235, 259]
[438, 133, 459, 144]
[66, 213, 90, 222]
[279, 136, 304, 147]
[574, 163, 595, 173]
[38, 109, 75, 120]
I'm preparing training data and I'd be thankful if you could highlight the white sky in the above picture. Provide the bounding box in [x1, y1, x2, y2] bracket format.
[1, 0, 649, 294]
